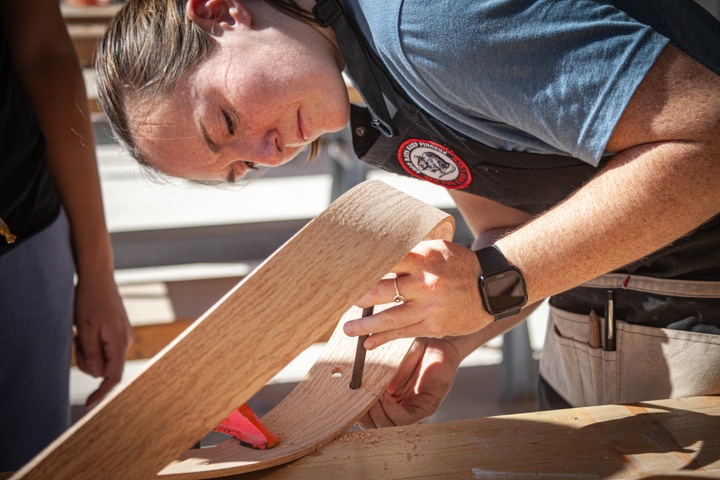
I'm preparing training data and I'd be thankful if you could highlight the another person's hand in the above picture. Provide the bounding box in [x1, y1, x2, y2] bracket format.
[356, 337, 462, 428]
[73, 270, 132, 408]
[344, 239, 491, 350]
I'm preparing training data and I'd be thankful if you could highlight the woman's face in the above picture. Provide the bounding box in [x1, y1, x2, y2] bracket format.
[129, 6, 350, 183]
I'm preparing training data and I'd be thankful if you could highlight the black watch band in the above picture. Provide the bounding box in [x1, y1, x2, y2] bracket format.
[475, 245, 527, 320]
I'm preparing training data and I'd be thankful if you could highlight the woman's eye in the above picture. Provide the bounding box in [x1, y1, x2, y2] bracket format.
[222, 109, 235, 136]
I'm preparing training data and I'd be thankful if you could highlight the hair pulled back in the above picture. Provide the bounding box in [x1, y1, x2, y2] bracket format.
[96, 0, 213, 164]
[96, 0, 315, 167]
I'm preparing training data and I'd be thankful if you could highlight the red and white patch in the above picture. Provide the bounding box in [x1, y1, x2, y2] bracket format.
[397, 139, 471, 189]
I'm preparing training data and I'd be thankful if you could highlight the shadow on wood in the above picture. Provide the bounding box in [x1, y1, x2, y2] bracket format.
[11, 180, 455, 480]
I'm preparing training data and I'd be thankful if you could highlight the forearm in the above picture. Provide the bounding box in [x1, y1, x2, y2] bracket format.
[40, 55, 114, 275]
[446, 301, 541, 360]
[496, 45, 720, 305]
[446, 189, 539, 356]
[496, 141, 720, 306]
[9, 16, 114, 276]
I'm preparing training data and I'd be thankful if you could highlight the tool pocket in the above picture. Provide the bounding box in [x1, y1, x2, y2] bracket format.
[540, 305, 720, 407]
[540, 305, 617, 407]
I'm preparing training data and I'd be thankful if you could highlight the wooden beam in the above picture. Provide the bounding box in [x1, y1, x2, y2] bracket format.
[4, 397, 720, 479]
[72, 320, 194, 365]
[72, 320, 336, 365]
[232, 396, 720, 480]
[11, 180, 455, 480]
[66, 23, 105, 67]
[61, 4, 122, 24]
[125, 320, 195, 362]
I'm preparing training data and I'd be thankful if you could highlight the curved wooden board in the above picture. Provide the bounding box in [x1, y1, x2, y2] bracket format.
[11, 180, 455, 480]
[159, 303, 410, 478]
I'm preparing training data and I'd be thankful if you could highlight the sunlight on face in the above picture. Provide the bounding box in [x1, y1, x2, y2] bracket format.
[128, 19, 351, 183]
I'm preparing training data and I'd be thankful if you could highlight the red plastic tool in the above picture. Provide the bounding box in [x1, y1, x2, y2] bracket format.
[214, 403, 280, 450]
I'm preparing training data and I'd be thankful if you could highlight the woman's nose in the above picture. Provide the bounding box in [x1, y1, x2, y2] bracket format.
[249, 130, 283, 167]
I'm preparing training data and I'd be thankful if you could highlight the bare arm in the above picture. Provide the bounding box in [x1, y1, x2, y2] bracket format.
[0, 1, 131, 407]
[351, 42, 719, 429]
[1, 0, 106, 277]
[347, 44, 720, 348]
[445, 190, 538, 353]
[448, 189, 532, 240]
[496, 44, 720, 309]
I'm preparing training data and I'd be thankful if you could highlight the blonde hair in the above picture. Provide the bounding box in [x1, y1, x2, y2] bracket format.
[96, 0, 320, 170]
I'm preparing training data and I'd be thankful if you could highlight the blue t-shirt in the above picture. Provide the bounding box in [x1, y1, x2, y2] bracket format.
[343, 0, 669, 166]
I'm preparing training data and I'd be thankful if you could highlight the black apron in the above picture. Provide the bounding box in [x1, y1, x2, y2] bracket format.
[311, 0, 720, 332]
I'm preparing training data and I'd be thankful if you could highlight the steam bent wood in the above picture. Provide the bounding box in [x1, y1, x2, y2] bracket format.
[10, 180, 455, 480]
[158, 303, 411, 478]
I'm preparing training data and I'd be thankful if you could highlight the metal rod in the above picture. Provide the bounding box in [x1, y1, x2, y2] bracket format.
[349, 306, 374, 389]
[604, 290, 616, 351]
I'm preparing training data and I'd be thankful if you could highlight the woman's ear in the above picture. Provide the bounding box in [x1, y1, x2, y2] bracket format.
[186, 0, 251, 35]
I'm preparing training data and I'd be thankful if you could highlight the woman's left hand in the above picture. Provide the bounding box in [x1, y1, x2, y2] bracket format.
[344, 239, 492, 350]
[356, 337, 462, 428]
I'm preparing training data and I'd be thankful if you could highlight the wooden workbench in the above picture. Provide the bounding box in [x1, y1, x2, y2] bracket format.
[227, 396, 720, 480]
[1, 396, 718, 479]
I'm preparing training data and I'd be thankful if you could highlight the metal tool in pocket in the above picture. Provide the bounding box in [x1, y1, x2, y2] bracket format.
[603, 290, 616, 351]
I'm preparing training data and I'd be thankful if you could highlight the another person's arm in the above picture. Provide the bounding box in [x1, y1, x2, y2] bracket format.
[0, 1, 132, 407]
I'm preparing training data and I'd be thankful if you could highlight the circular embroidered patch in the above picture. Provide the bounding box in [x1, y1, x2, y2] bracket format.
[397, 139, 472, 189]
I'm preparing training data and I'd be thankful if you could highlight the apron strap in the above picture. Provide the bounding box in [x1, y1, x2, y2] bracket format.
[582, 273, 720, 299]
[312, 0, 397, 138]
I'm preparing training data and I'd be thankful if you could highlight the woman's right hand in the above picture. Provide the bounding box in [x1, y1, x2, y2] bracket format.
[344, 239, 493, 350]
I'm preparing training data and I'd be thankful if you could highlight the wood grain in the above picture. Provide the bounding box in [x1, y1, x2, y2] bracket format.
[230, 396, 720, 480]
[10, 180, 455, 480]
[158, 304, 412, 478]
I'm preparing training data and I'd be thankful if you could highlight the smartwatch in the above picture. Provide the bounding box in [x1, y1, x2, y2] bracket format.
[475, 245, 527, 320]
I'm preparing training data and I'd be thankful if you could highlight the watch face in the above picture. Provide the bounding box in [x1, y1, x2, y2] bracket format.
[481, 268, 527, 314]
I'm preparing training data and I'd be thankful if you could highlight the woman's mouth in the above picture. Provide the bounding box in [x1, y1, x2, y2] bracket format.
[297, 109, 308, 142]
